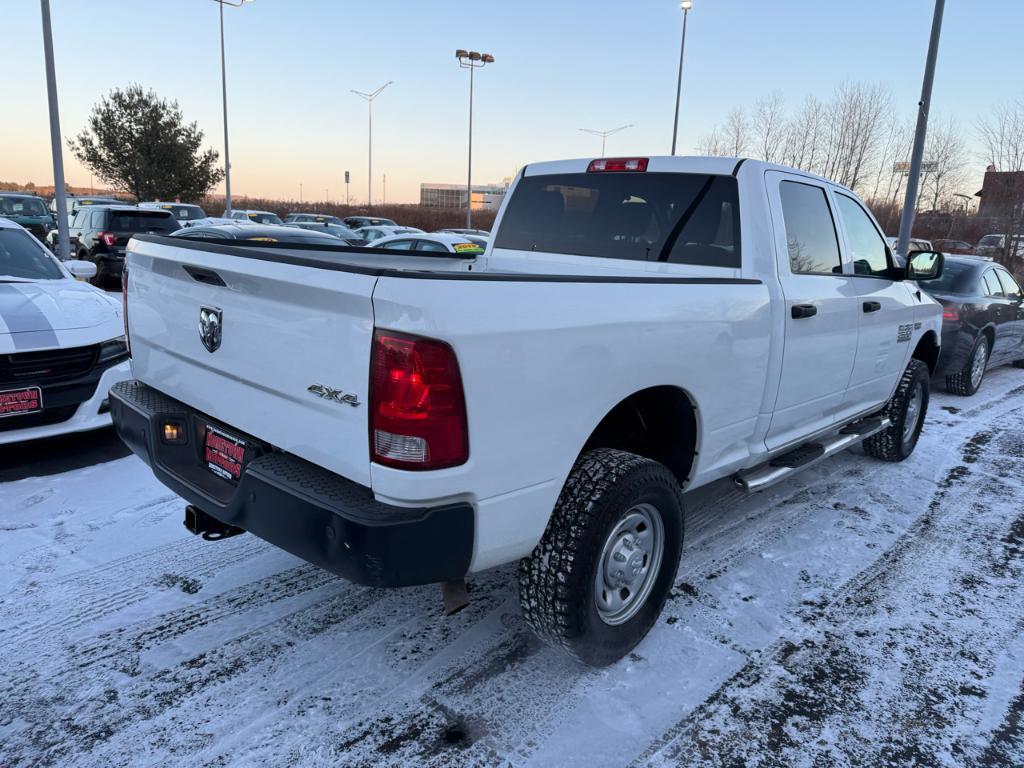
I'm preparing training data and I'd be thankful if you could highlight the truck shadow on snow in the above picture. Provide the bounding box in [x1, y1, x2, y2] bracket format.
[0, 427, 130, 482]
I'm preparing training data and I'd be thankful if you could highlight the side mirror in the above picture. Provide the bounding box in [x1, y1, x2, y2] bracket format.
[906, 250, 943, 281]
[66, 260, 97, 280]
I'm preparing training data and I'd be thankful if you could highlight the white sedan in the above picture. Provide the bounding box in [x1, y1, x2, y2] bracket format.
[368, 232, 486, 255]
[355, 225, 424, 242]
[0, 218, 131, 444]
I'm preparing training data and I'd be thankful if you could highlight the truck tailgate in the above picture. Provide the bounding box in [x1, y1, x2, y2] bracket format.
[125, 237, 377, 487]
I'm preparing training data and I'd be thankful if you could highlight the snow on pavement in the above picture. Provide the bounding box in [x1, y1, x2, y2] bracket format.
[2, 369, 1024, 767]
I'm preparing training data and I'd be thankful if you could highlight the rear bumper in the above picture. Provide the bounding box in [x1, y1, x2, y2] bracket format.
[109, 379, 474, 587]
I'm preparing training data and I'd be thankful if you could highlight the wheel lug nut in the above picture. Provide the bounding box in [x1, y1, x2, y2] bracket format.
[613, 552, 626, 562]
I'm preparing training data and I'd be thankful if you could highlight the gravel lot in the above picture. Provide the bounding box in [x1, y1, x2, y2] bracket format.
[2, 368, 1023, 767]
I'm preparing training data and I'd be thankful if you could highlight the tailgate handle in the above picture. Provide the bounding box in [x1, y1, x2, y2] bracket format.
[791, 304, 818, 319]
[183, 264, 226, 287]
[862, 300, 882, 313]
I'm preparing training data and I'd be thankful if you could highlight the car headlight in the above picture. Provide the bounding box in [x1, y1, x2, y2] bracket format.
[98, 335, 129, 364]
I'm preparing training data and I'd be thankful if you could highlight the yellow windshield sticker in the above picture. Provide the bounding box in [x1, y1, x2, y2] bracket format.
[453, 242, 484, 254]
[246, 237, 278, 242]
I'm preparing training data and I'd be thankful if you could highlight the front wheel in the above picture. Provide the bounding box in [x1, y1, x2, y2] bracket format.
[518, 449, 684, 667]
[864, 358, 930, 462]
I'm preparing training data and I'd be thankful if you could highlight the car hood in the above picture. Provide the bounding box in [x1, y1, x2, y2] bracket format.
[0, 279, 119, 335]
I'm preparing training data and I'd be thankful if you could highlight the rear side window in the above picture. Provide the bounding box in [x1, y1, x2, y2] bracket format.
[981, 271, 1001, 297]
[494, 172, 740, 267]
[834, 192, 891, 277]
[108, 212, 178, 232]
[778, 181, 842, 275]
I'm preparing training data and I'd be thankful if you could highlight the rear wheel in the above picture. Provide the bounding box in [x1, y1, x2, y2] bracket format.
[864, 358, 930, 462]
[945, 335, 989, 396]
[518, 449, 684, 667]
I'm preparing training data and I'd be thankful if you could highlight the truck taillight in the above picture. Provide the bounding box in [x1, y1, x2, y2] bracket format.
[122, 267, 131, 357]
[100, 232, 117, 246]
[587, 157, 649, 173]
[370, 330, 468, 470]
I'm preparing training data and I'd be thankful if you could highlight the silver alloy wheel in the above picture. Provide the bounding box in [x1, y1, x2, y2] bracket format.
[902, 381, 924, 444]
[971, 339, 989, 390]
[594, 503, 665, 626]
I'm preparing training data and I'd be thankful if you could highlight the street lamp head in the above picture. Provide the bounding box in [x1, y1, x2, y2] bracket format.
[469, 51, 482, 61]
[481, 53, 495, 63]
[681, 0, 693, 9]
[455, 49, 469, 59]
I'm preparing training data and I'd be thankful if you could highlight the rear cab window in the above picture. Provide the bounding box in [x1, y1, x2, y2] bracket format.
[109, 211, 179, 232]
[494, 172, 740, 267]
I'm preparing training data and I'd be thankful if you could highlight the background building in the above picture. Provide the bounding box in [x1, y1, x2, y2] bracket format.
[420, 182, 508, 211]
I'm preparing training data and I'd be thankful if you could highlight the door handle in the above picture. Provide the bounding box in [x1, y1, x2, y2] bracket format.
[791, 304, 818, 319]
[863, 300, 882, 313]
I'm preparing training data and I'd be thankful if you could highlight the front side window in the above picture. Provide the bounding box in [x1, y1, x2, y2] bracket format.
[415, 240, 449, 253]
[379, 239, 414, 250]
[494, 172, 740, 267]
[834, 193, 891, 277]
[0, 229, 64, 280]
[778, 181, 842, 275]
[995, 269, 1023, 300]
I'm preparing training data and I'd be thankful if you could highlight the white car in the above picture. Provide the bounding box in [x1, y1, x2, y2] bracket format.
[370, 232, 486, 255]
[0, 218, 131, 444]
[225, 210, 283, 226]
[138, 202, 211, 228]
[112, 156, 944, 666]
[355, 225, 424, 242]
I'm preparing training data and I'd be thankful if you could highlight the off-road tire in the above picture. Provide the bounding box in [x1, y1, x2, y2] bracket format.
[945, 335, 989, 396]
[518, 448, 684, 667]
[864, 358, 930, 462]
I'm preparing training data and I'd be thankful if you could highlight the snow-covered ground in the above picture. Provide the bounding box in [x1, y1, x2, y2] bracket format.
[2, 368, 1024, 767]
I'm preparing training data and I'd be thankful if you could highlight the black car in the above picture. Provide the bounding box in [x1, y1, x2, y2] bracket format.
[170, 223, 351, 245]
[69, 206, 179, 286]
[343, 215, 396, 229]
[927, 255, 1024, 395]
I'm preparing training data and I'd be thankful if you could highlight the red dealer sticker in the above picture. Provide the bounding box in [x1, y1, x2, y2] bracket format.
[0, 387, 43, 418]
[204, 425, 247, 482]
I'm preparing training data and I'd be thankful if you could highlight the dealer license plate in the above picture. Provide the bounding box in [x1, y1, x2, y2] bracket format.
[204, 424, 247, 482]
[0, 387, 43, 418]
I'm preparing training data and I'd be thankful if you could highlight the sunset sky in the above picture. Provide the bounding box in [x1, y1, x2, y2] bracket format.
[3, 0, 1022, 204]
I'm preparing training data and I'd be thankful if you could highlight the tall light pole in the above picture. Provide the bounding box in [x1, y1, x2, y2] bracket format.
[897, 0, 945, 259]
[351, 82, 392, 208]
[671, 0, 693, 155]
[213, 0, 252, 215]
[579, 125, 633, 157]
[39, 0, 69, 261]
[456, 49, 494, 229]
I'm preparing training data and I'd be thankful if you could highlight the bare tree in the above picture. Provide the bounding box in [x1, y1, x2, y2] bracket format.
[721, 108, 750, 157]
[819, 82, 892, 191]
[753, 91, 786, 164]
[977, 97, 1024, 273]
[919, 116, 968, 212]
[696, 126, 725, 157]
[782, 95, 826, 172]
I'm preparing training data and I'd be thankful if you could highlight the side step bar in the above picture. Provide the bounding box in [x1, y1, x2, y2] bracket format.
[734, 417, 891, 493]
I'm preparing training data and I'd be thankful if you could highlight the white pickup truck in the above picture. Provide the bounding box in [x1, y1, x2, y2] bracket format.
[111, 157, 944, 665]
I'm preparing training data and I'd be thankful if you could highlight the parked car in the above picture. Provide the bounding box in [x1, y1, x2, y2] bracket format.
[932, 239, 975, 255]
[435, 228, 491, 237]
[112, 157, 945, 666]
[283, 213, 345, 226]
[284, 222, 366, 245]
[45, 196, 126, 252]
[0, 218, 130, 445]
[371, 232, 486, 255]
[976, 233, 1024, 261]
[356, 225, 424, 243]
[138, 202, 210, 227]
[69, 205, 179, 287]
[225, 210, 284, 226]
[343, 216, 397, 229]
[170, 223, 350, 245]
[886, 236, 933, 255]
[923, 255, 1024, 395]
[0, 193, 55, 243]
